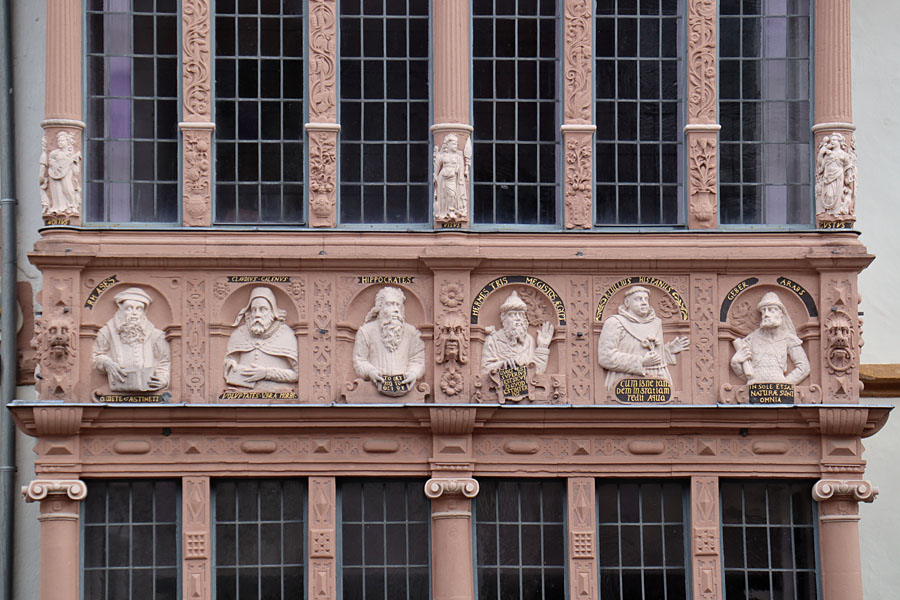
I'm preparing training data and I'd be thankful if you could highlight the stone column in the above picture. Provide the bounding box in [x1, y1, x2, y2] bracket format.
[183, 477, 211, 600]
[181, 0, 214, 226]
[690, 477, 722, 600]
[567, 478, 596, 599]
[813, 0, 856, 228]
[431, 0, 471, 228]
[685, 0, 719, 229]
[22, 479, 88, 600]
[42, 0, 84, 226]
[308, 477, 337, 600]
[813, 480, 877, 600]
[425, 478, 479, 600]
[561, 0, 594, 229]
[307, 0, 339, 227]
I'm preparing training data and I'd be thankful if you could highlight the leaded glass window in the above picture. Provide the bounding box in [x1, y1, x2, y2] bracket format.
[85, 0, 179, 223]
[472, 0, 559, 225]
[475, 479, 566, 599]
[719, 0, 812, 224]
[213, 480, 306, 599]
[340, 480, 431, 599]
[721, 481, 819, 600]
[339, 0, 430, 225]
[214, 0, 305, 224]
[596, 481, 688, 599]
[594, 0, 683, 225]
[83, 480, 180, 600]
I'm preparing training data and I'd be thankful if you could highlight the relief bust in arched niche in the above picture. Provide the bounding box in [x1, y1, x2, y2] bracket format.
[224, 286, 299, 391]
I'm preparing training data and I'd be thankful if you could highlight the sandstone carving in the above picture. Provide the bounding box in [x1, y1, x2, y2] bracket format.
[352, 286, 425, 395]
[43, 131, 82, 217]
[32, 315, 76, 399]
[433, 133, 471, 223]
[825, 310, 857, 375]
[730, 292, 810, 385]
[92, 287, 171, 392]
[596, 286, 689, 389]
[815, 133, 857, 221]
[481, 291, 554, 375]
[224, 287, 299, 391]
[436, 311, 468, 365]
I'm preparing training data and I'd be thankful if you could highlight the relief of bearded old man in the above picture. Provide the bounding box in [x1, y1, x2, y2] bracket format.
[481, 291, 554, 375]
[224, 286, 299, 391]
[353, 286, 426, 394]
[596, 285, 689, 390]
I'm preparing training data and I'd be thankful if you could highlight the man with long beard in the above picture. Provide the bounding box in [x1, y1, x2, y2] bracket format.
[731, 291, 810, 385]
[596, 285, 689, 390]
[224, 287, 299, 391]
[353, 286, 425, 394]
[93, 287, 170, 392]
[481, 291, 554, 374]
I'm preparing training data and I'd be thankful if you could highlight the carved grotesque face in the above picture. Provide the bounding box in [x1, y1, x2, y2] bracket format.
[827, 315, 853, 369]
[248, 297, 275, 335]
[501, 310, 528, 343]
[47, 321, 70, 358]
[759, 304, 784, 329]
[442, 325, 463, 360]
[624, 291, 651, 318]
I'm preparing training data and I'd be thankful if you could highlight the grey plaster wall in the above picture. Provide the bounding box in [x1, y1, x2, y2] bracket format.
[853, 1, 900, 598]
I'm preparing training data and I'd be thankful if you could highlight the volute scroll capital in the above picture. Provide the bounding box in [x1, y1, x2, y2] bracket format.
[812, 479, 878, 504]
[424, 478, 479, 500]
[22, 479, 88, 502]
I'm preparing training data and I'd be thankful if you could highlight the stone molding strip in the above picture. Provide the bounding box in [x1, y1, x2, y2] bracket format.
[41, 119, 85, 130]
[430, 122, 474, 134]
[305, 123, 342, 132]
[22, 479, 87, 502]
[684, 123, 721, 133]
[812, 122, 856, 133]
[560, 124, 597, 133]
[179, 122, 216, 131]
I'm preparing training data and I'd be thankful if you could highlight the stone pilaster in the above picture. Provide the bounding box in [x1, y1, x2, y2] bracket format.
[180, 0, 213, 226]
[567, 478, 596, 599]
[562, 0, 594, 229]
[307, 0, 338, 227]
[690, 477, 722, 600]
[813, 479, 877, 600]
[308, 477, 337, 600]
[183, 477, 211, 600]
[22, 479, 88, 600]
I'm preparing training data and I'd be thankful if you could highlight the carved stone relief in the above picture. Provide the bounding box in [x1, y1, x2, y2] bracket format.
[309, 0, 337, 122]
[815, 132, 857, 224]
[567, 279, 592, 404]
[562, 0, 592, 123]
[182, 129, 212, 227]
[563, 131, 593, 229]
[184, 279, 208, 402]
[183, 477, 210, 600]
[312, 279, 334, 402]
[182, 0, 211, 118]
[481, 291, 554, 375]
[224, 286, 299, 392]
[308, 129, 337, 227]
[687, 135, 717, 227]
[691, 276, 716, 402]
[41, 130, 82, 219]
[33, 315, 76, 400]
[432, 133, 471, 224]
[92, 287, 171, 392]
[687, 0, 716, 123]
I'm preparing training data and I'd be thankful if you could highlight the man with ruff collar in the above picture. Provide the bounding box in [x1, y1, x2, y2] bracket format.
[224, 287, 299, 391]
[353, 286, 426, 392]
[731, 291, 810, 385]
[481, 290, 554, 374]
[597, 285, 689, 389]
[93, 287, 170, 392]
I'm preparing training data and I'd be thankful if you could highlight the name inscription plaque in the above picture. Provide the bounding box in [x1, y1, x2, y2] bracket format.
[748, 383, 794, 405]
[379, 375, 410, 397]
[95, 392, 170, 404]
[614, 378, 672, 403]
[219, 391, 299, 401]
[498, 366, 529, 399]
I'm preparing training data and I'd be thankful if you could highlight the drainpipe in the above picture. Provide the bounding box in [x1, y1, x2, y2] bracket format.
[0, 0, 17, 598]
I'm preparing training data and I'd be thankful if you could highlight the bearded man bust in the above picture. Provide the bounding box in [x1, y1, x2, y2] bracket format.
[353, 286, 426, 395]
[481, 291, 554, 374]
[224, 286, 299, 391]
[93, 287, 170, 392]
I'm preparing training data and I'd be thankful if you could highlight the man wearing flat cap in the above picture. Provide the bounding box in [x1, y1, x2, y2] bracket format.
[93, 286, 171, 392]
[225, 286, 299, 391]
[731, 291, 810, 385]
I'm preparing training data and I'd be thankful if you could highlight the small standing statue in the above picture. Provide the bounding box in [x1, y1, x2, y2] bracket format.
[815, 133, 856, 221]
[432, 133, 471, 223]
[45, 131, 82, 217]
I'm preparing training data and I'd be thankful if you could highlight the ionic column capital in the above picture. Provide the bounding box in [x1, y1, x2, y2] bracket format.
[22, 479, 88, 503]
[812, 479, 878, 504]
[424, 477, 479, 499]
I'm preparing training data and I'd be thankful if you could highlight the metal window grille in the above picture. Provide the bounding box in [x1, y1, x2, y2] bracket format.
[475, 479, 566, 599]
[721, 481, 819, 600]
[214, 0, 305, 224]
[213, 480, 306, 600]
[719, 0, 812, 225]
[338, 0, 430, 225]
[82, 480, 180, 600]
[472, 0, 559, 225]
[85, 0, 180, 223]
[594, 0, 683, 225]
[596, 481, 688, 599]
[339, 480, 431, 598]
